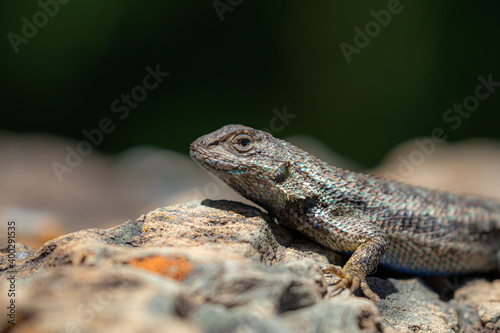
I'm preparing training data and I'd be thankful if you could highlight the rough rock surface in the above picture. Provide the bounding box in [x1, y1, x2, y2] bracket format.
[1, 200, 499, 332]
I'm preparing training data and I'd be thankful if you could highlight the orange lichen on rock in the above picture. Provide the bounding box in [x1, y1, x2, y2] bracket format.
[129, 255, 191, 280]
[142, 225, 149, 233]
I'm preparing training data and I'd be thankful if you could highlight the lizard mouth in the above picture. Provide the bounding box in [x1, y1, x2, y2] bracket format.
[189, 146, 241, 173]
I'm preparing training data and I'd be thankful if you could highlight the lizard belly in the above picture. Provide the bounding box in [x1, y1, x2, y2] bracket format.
[381, 234, 498, 275]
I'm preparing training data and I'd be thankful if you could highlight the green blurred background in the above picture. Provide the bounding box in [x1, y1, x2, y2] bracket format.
[2, 0, 499, 167]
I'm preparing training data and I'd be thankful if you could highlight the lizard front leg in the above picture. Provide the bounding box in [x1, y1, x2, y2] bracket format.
[323, 232, 388, 302]
[300, 208, 389, 302]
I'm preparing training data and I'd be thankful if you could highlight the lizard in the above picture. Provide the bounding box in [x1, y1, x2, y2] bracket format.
[189, 124, 500, 302]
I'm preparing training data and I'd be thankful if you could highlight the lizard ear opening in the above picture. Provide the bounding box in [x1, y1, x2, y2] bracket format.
[271, 161, 291, 184]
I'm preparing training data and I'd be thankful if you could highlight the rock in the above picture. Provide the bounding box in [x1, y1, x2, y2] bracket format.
[373, 138, 500, 200]
[0, 206, 66, 249]
[11, 266, 199, 333]
[379, 278, 459, 332]
[277, 298, 385, 333]
[451, 279, 500, 332]
[478, 301, 500, 332]
[1, 200, 498, 332]
[0, 132, 245, 248]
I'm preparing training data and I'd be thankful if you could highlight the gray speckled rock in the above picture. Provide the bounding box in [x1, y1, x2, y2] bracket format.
[378, 278, 459, 332]
[0, 200, 498, 332]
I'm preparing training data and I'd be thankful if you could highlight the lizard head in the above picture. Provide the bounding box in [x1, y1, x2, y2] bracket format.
[190, 124, 292, 207]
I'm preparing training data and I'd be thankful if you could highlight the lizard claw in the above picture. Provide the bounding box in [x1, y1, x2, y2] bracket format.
[322, 264, 380, 303]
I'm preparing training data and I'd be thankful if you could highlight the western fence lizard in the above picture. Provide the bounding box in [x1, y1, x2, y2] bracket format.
[190, 124, 500, 302]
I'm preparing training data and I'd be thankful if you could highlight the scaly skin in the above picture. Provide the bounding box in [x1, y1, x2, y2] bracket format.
[190, 124, 500, 302]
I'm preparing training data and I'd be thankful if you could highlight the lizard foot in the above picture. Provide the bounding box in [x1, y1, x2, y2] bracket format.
[322, 264, 380, 303]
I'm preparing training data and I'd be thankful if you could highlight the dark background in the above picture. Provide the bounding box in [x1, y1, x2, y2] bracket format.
[2, 0, 500, 167]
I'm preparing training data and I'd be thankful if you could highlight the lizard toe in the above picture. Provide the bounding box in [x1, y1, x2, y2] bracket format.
[323, 265, 380, 302]
[322, 264, 345, 277]
[360, 279, 380, 303]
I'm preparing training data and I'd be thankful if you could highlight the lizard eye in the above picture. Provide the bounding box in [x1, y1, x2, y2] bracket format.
[232, 134, 254, 152]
